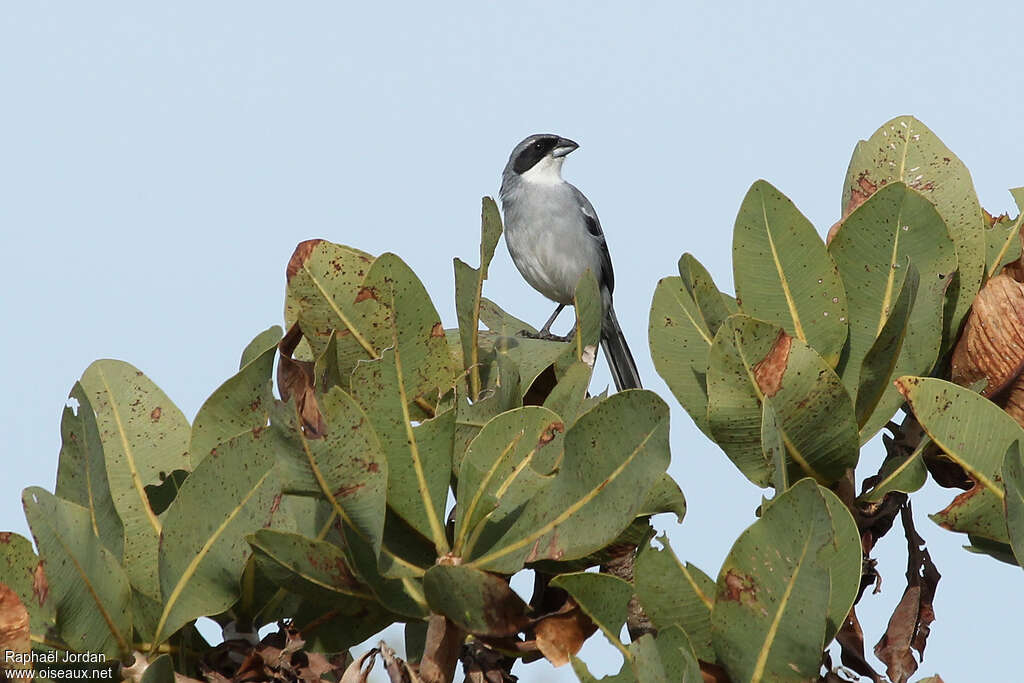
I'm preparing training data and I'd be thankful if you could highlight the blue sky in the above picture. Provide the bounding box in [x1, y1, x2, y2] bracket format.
[2, 2, 1021, 680]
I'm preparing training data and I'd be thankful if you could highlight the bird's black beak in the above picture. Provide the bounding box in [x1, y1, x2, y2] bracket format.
[551, 137, 579, 157]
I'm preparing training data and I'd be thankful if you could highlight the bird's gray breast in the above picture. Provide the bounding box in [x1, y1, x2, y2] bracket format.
[501, 180, 604, 305]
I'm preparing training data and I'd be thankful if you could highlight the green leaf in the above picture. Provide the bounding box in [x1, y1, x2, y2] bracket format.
[636, 474, 686, 523]
[79, 360, 191, 600]
[542, 361, 595, 429]
[635, 537, 715, 661]
[139, 654, 175, 683]
[479, 297, 537, 337]
[571, 656, 631, 683]
[405, 620, 428, 665]
[350, 253, 459, 552]
[900, 377, 1022, 544]
[453, 353, 522, 472]
[706, 315, 859, 487]
[733, 180, 848, 365]
[649, 275, 714, 437]
[984, 209, 1023, 280]
[353, 346, 455, 552]
[679, 253, 735, 336]
[963, 535, 1019, 566]
[631, 627, 703, 683]
[152, 414, 283, 645]
[855, 263, 920, 442]
[859, 443, 928, 503]
[239, 326, 283, 370]
[563, 269, 604, 372]
[829, 182, 955, 426]
[900, 377, 1020, 502]
[844, 116, 985, 347]
[423, 564, 529, 637]
[0, 532, 56, 646]
[361, 252, 458, 403]
[284, 240, 385, 363]
[819, 486, 862, 643]
[191, 326, 278, 468]
[248, 529, 376, 602]
[22, 488, 132, 658]
[455, 197, 503, 401]
[339, 522, 428, 618]
[1003, 442, 1024, 567]
[551, 572, 633, 660]
[496, 336, 571, 400]
[454, 406, 565, 558]
[287, 596, 395, 652]
[761, 398, 788, 493]
[273, 389, 388, 557]
[55, 383, 124, 560]
[933, 484, 1008, 544]
[711, 479, 837, 682]
[466, 391, 671, 574]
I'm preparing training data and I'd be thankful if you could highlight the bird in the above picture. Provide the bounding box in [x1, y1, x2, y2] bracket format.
[499, 133, 642, 391]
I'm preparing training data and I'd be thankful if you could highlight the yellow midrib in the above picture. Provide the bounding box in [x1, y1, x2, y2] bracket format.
[151, 467, 276, 648]
[470, 425, 659, 568]
[302, 263, 379, 359]
[876, 205, 904, 337]
[750, 529, 815, 682]
[733, 330, 825, 483]
[47, 509, 131, 657]
[761, 196, 807, 343]
[670, 285, 713, 346]
[454, 433, 523, 554]
[988, 211, 1024, 279]
[386, 277, 449, 555]
[97, 367, 161, 536]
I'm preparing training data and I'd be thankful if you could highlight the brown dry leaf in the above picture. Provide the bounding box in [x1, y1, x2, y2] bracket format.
[950, 273, 1024, 398]
[277, 322, 327, 437]
[752, 330, 791, 397]
[699, 660, 731, 683]
[835, 608, 883, 683]
[1003, 373, 1024, 427]
[460, 641, 516, 682]
[340, 649, 378, 683]
[379, 641, 420, 683]
[419, 615, 465, 683]
[874, 502, 940, 683]
[234, 650, 271, 682]
[0, 583, 30, 672]
[827, 173, 880, 244]
[533, 598, 596, 667]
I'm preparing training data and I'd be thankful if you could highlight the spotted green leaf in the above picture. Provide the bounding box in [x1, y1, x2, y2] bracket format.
[844, 116, 985, 348]
[78, 360, 191, 601]
[733, 180, 847, 366]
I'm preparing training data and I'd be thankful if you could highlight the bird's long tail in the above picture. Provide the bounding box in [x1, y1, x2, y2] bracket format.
[600, 305, 642, 391]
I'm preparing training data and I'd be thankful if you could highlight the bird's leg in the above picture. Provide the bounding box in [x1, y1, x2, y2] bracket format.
[539, 304, 565, 336]
[519, 303, 573, 342]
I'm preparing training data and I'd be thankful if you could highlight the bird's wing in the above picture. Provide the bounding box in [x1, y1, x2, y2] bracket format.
[570, 184, 615, 295]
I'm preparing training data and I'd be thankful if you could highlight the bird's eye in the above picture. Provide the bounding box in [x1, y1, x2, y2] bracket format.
[534, 142, 544, 150]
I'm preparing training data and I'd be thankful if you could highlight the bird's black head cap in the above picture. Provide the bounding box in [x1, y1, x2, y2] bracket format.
[509, 134, 578, 174]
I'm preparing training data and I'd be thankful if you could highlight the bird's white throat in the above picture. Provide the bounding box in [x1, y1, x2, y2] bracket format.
[520, 155, 566, 186]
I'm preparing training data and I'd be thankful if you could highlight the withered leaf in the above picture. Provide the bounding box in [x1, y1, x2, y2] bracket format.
[950, 273, 1024, 398]
[0, 583, 30, 667]
[277, 322, 327, 437]
[533, 597, 596, 667]
[874, 502, 940, 683]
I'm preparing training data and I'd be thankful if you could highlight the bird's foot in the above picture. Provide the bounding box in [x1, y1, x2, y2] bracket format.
[518, 328, 575, 343]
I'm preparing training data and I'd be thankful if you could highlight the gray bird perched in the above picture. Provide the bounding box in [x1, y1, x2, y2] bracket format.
[499, 133, 642, 391]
